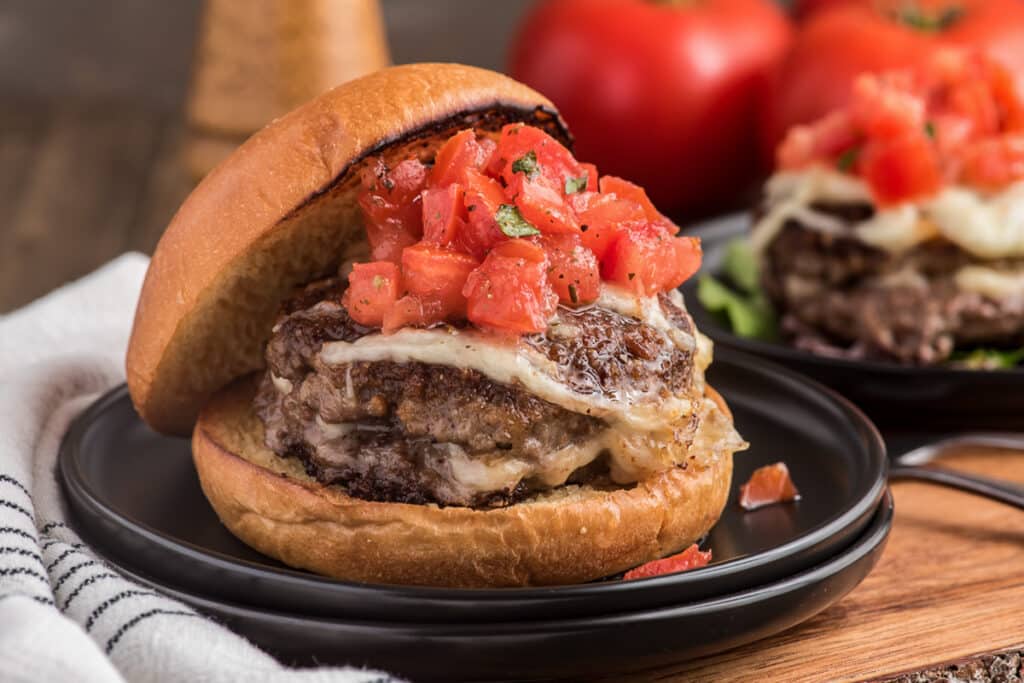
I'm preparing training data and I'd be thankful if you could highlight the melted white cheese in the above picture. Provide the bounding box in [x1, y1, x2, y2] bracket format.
[954, 265, 1024, 300]
[320, 288, 698, 432]
[310, 396, 746, 497]
[308, 286, 745, 496]
[753, 168, 1024, 260]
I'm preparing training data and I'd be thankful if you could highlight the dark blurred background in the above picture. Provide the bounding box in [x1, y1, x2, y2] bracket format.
[0, 0, 534, 312]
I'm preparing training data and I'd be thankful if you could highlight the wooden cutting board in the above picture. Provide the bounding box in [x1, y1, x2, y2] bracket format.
[627, 446, 1024, 682]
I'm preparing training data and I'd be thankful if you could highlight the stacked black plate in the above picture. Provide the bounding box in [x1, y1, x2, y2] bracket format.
[61, 350, 891, 681]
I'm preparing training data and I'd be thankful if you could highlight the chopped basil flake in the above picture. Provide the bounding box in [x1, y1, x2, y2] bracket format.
[565, 172, 588, 195]
[836, 147, 860, 172]
[495, 204, 540, 237]
[925, 121, 936, 139]
[511, 150, 539, 177]
[568, 283, 579, 304]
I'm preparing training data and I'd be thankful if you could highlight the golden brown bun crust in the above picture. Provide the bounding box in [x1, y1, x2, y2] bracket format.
[192, 379, 734, 588]
[127, 63, 569, 435]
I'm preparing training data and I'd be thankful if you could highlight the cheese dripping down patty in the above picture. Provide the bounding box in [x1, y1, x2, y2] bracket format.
[752, 167, 1024, 262]
[289, 286, 742, 498]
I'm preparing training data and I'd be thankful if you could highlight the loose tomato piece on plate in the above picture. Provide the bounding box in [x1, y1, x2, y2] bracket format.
[459, 170, 509, 260]
[602, 225, 700, 295]
[623, 544, 712, 580]
[463, 239, 558, 334]
[342, 261, 402, 328]
[541, 233, 600, 305]
[401, 244, 478, 317]
[422, 183, 466, 246]
[358, 158, 428, 263]
[739, 462, 801, 511]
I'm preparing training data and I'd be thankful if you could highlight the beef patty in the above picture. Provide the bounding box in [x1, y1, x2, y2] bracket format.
[256, 279, 699, 508]
[762, 208, 1024, 365]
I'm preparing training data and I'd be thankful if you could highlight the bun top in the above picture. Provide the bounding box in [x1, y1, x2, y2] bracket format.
[126, 63, 569, 435]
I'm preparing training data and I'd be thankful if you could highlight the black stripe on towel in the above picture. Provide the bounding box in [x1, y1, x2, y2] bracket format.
[0, 527, 37, 543]
[40, 538, 84, 552]
[52, 559, 102, 592]
[0, 500, 33, 523]
[39, 522, 68, 534]
[0, 476, 31, 500]
[85, 589, 158, 631]
[61, 571, 121, 611]
[0, 567, 49, 585]
[45, 547, 83, 572]
[0, 593, 55, 607]
[105, 609, 199, 654]
[0, 547, 43, 563]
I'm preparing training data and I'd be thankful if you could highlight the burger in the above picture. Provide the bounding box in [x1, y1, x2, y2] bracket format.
[753, 50, 1024, 367]
[126, 63, 745, 587]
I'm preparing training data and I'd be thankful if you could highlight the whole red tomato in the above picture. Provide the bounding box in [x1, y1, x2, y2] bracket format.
[508, 0, 792, 218]
[762, 0, 1024, 164]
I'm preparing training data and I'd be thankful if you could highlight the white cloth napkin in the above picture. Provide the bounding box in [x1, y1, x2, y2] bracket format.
[0, 254, 402, 683]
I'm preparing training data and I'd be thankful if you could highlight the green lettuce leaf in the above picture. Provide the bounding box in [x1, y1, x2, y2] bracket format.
[950, 347, 1024, 370]
[697, 275, 778, 341]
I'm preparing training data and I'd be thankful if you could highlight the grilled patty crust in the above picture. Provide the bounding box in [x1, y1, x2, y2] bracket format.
[762, 208, 1024, 364]
[257, 279, 701, 508]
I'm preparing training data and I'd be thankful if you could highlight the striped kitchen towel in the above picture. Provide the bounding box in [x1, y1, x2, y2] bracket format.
[0, 254, 401, 683]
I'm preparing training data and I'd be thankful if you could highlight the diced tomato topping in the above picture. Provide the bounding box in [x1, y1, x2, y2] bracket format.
[459, 170, 508, 260]
[421, 184, 465, 246]
[382, 295, 446, 335]
[738, 462, 801, 511]
[776, 49, 1024, 203]
[358, 158, 428, 263]
[575, 193, 645, 261]
[341, 261, 401, 328]
[959, 134, 1024, 190]
[602, 225, 700, 296]
[496, 123, 584, 194]
[431, 129, 492, 188]
[578, 162, 599, 192]
[400, 244, 478, 319]
[463, 239, 557, 334]
[623, 544, 712, 581]
[859, 132, 942, 205]
[541, 233, 600, 305]
[509, 173, 580, 235]
[349, 124, 697, 336]
[599, 176, 663, 224]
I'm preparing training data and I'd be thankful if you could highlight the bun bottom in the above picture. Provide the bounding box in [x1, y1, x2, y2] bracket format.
[192, 379, 734, 587]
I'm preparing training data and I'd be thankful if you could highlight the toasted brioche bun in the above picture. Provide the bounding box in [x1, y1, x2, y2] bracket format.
[127, 63, 569, 435]
[192, 378, 733, 587]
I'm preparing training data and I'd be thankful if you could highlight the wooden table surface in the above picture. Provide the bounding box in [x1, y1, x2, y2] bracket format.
[3, 98, 1023, 682]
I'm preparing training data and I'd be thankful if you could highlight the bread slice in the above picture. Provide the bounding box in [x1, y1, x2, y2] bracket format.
[127, 63, 569, 435]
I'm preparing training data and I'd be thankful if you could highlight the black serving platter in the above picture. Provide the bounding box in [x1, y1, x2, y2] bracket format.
[682, 214, 1024, 430]
[85, 491, 894, 682]
[61, 350, 886, 623]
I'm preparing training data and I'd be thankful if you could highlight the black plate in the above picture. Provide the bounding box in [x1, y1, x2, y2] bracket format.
[86, 492, 894, 682]
[682, 214, 1024, 430]
[61, 350, 886, 623]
